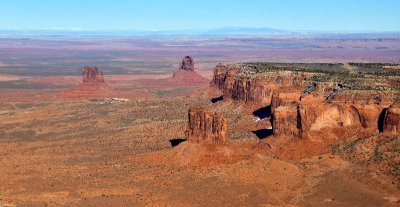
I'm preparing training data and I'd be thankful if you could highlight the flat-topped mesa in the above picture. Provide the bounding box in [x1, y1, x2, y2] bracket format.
[179, 56, 195, 71]
[212, 62, 399, 140]
[211, 63, 308, 104]
[82, 66, 104, 82]
[186, 107, 228, 144]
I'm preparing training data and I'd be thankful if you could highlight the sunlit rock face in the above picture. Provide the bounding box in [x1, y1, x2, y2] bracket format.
[186, 107, 228, 144]
[211, 62, 399, 141]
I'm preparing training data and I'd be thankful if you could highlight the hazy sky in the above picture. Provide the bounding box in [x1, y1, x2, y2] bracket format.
[0, 0, 399, 31]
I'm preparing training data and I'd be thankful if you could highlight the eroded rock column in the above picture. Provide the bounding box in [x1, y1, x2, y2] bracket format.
[186, 108, 228, 144]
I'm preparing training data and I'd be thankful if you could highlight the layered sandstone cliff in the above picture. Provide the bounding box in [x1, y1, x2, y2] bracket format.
[212, 63, 308, 104]
[212, 62, 399, 140]
[186, 107, 228, 144]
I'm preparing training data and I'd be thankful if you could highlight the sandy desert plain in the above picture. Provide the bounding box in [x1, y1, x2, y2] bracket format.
[0, 35, 399, 206]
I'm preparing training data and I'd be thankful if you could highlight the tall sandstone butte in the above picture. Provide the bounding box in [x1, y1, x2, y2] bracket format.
[179, 56, 195, 71]
[82, 66, 105, 82]
[186, 108, 228, 144]
[61, 66, 112, 99]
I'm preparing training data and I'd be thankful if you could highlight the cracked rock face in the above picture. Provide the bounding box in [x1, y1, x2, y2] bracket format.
[186, 107, 228, 144]
[82, 66, 104, 82]
[179, 56, 195, 71]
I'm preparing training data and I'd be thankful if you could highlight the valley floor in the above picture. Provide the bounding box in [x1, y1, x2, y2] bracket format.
[0, 91, 398, 207]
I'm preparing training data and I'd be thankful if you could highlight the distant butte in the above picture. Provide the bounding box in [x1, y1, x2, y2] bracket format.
[170, 56, 210, 86]
[61, 66, 114, 99]
[179, 56, 195, 71]
[136, 56, 210, 87]
[82, 66, 105, 82]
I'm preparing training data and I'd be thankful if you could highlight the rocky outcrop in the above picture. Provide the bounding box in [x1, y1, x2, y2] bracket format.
[272, 105, 302, 138]
[179, 56, 195, 71]
[355, 104, 382, 133]
[211, 62, 399, 141]
[271, 92, 300, 113]
[211, 63, 229, 89]
[82, 66, 104, 82]
[61, 66, 114, 99]
[272, 102, 367, 140]
[212, 64, 307, 104]
[383, 102, 400, 135]
[164, 56, 209, 87]
[186, 108, 228, 144]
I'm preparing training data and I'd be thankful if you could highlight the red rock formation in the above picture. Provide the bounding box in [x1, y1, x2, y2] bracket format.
[211, 63, 229, 90]
[271, 92, 301, 113]
[272, 102, 368, 140]
[211, 63, 398, 143]
[272, 105, 302, 138]
[186, 107, 228, 144]
[135, 56, 209, 87]
[164, 56, 209, 86]
[354, 104, 382, 133]
[300, 104, 364, 140]
[61, 66, 114, 99]
[179, 56, 195, 71]
[212, 64, 307, 104]
[383, 102, 400, 135]
[82, 66, 104, 82]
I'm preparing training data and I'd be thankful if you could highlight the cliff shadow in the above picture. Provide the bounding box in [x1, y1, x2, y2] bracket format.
[378, 108, 388, 132]
[211, 96, 224, 103]
[169, 138, 187, 147]
[253, 105, 272, 120]
[252, 129, 273, 139]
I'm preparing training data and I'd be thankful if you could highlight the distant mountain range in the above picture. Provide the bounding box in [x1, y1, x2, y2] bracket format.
[0, 27, 399, 38]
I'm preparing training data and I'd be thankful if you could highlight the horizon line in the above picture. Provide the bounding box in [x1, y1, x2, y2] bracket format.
[1, 27, 400, 34]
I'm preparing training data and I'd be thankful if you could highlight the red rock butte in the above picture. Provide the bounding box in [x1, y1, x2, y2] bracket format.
[61, 66, 114, 99]
[186, 107, 228, 144]
[170, 56, 209, 86]
[82, 66, 105, 82]
[137, 56, 210, 87]
[179, 56, 195, 71]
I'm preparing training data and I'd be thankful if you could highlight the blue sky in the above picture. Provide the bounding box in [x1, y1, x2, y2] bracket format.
[0, 0, 399, 31]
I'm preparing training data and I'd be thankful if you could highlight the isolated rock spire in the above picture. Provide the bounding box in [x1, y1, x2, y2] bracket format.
[179, 56, 195, 71]
[82, 66, 105, 82]
[186, 107, 228, 144]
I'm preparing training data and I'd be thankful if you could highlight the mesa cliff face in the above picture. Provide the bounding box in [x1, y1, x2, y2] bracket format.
[212, 63, 399, 140]
[212, 64, 307, 104]
[186, 107, 228, 144]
